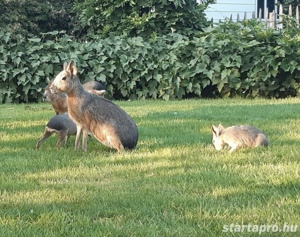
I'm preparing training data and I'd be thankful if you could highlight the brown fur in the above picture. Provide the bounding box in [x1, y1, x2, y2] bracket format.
[50, 61, 138, 152]
[43, 79, 106, 114]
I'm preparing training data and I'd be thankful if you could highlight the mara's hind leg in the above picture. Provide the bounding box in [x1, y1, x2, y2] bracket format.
[64, 135, 71, 146]
[36, 130, 53, 149]
[93, 129, 124, 152]
[106, 135, 124, 152]
[56, 130, 68, 148]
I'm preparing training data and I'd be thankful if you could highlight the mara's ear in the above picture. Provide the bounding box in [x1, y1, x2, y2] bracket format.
[66, 61, 78, 78]
[63, 62, 68, 70]
[211, 125, 218, 135]
[217, 124, 225, 135]
[218, 124, 225, 129]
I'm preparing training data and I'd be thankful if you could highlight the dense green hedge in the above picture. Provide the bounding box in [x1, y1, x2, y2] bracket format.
[1, 19, 300, 103]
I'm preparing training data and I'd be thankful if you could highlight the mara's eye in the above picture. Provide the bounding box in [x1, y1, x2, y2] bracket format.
[62, 77, 67, 80]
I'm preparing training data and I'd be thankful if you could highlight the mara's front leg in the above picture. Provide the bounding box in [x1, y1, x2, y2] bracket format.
[75, 125, 82, 151]
[228, 144, 239, 153]
[82, 129, 88, 152]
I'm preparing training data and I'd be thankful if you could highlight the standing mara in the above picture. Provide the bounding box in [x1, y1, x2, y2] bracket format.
[43, 79, 106, 114]
[50, 61, 138, 152]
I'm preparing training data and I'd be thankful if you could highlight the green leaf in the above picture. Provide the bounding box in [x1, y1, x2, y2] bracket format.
[44, 64, 53, 75]
[281, 59, 290, 72]
[201, 79, 211, 88]
[13, 57, 21, 66]
[37, 70, 45, 76]
[98, 74, 106, 82]
[204, 70, 213, 80]
[28, 38, 41, 42]
[162, 93, 170, 100]
[153, 73, 162, 82]
[217, 81, 225, 92]
[187, 82, 192, 92]
[221, 69, 231, 80]
[18, 74, 27, 84]
[120, 55, 128, 66]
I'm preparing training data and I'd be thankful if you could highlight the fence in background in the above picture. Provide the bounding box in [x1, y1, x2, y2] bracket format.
[212, 4, 300, 29]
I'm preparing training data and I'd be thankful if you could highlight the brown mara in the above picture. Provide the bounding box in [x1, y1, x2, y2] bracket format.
[50, 61, 139, 152]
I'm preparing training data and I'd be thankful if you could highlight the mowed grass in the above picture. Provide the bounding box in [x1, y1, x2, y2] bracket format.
[0, 98, 299, 237]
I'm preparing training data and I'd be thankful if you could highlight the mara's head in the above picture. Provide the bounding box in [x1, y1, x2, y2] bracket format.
[43, 78, 55, 101]
[211, 124, 225, 151]
[43, 84, 51, 101]
[43, 80, 67, 103]
[50, 61, 78, 94]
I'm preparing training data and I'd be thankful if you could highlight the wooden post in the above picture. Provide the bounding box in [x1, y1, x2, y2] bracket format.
[278, 4, 283, 29]
[296, 6, 299, 27]
[268, 11, 273, 28]
[272, 10, 276, 29]
[258, 8, 262, 23]
[288, 4, 293, 29]
[265, 7, 269, 28]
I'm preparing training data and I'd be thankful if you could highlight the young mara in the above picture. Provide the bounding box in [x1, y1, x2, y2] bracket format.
[36, 113, 77, 149]
[211, 124, 269, 152]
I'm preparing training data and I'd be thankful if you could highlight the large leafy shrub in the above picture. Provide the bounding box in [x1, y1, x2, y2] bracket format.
[1, 19, 300, 103]
[0, 31, 72, 103]
[199, 19, 300, 98]
[73, 0, 211, 39]
[0, 0, 75, 37]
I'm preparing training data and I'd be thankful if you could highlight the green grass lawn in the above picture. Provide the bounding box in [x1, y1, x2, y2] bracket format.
[0, 98, 299, 237]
